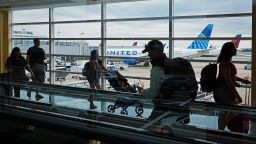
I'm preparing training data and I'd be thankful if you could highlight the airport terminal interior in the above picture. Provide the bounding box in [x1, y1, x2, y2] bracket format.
[0, 0, 256, 143]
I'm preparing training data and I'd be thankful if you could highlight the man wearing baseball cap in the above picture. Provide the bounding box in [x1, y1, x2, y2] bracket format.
[140, 39, 166, 99]
[140, 39, 198, 121]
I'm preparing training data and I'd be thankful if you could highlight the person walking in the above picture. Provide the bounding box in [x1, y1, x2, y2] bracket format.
[6, 47, 34, 98]
[214, 42, 250, 130]
[85, 50, 107, 109]
[26, 38, 46, 101]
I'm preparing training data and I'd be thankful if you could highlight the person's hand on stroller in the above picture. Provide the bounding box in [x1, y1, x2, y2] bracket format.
[99, 69, 108, 76]
[139, 81, 145, 89]
[136, 81, 144, 94]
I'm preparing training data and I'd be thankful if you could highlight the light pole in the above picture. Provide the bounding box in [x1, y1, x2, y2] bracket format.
[22, 28, 26, 45]
[80, 32, 85, 55]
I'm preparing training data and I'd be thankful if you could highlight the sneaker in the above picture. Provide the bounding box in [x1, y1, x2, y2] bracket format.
[35, 94, 44, 101]
[90, 104, 97, 109]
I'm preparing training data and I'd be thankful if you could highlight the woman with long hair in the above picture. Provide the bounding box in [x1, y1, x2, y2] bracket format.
[214, 42, 250, 130]
[5, 47, 34, 98]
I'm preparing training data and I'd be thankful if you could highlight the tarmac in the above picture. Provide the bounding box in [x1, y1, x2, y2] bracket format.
[53, 59, 252, 105]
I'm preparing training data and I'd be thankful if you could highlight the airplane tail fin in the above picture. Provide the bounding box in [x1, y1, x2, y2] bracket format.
[132, 42, 138, 46]
[231, 34, 242, 48]
[187, 24, 214, 49]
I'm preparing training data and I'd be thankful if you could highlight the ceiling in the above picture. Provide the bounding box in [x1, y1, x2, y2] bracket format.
[0, 0, 145, 10]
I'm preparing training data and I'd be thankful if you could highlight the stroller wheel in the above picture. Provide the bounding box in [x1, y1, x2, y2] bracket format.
[135, 106, 144, 115]
[121, 109, 128, 115]
[107, 105, 115, 113]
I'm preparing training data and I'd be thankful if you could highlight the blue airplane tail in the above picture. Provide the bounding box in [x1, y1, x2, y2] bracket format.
[187, 24, 214, 49]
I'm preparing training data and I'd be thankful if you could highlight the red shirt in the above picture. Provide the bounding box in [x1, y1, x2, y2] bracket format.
[218, 60, 237, 83]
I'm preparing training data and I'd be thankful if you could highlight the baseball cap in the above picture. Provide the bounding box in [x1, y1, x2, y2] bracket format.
[142, 39, 164, 53]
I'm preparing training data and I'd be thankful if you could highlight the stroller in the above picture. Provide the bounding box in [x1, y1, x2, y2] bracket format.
[106, 70, 144, 116]
[107, 70, 137, 93]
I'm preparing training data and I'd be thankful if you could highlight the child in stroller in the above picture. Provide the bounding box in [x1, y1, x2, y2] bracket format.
[106, 70, 144, 116]
[108, 70, 137, 93]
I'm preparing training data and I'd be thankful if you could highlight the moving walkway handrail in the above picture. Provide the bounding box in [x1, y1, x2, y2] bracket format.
[1, 80, 256, 116]
[0, 80, 143, 99]
[192, 101, 256, 116]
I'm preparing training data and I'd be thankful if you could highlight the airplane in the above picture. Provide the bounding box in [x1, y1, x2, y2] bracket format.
[228, 34, 251, 70]
[106, 24, 214, 65]
[204, 34, 242, 57]
[237, 43, 251, 57]
[231, 34, 250, 57]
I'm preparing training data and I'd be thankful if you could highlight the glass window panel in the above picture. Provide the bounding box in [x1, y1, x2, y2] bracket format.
[106, 40, 169, 58]
[12, 9, 49, 23]
[107, 0, 169, 19]
[12, 40, 49, 54]
[52, 71, 89, 88]
[174, 39, 251, 95]
[173, 17, 251, 37]
[12, 25, 49, 38]
[106, 40, 147, 56]
[173, 40, 251, 56]
[173, 0, 252, 16]
[54, 23, 101, 38]
[49, 56, 90, 85]
[105, 56, 151, 87]
[107, 20, 169, 38]
[53, 5, 101, 21]
[45, 72, 50, 84]
[53, 40, 101, 55]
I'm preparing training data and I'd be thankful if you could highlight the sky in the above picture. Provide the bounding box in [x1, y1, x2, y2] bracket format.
[11, 0, 252, 48]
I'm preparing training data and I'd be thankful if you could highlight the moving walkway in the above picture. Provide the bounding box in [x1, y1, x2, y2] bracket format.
[0, 81, 256, 144]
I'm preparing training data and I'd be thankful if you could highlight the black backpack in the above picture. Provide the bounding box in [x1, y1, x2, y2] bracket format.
[200, 63, 217, 92]
[158, 57, 198, 101]
[82, 62, 89, 76]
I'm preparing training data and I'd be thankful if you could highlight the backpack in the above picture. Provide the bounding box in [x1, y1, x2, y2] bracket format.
[159, 76, 198, 101]
[82, 62, 89, 76]
[200, 63, 217, 92]
[158, 57, 198, 101]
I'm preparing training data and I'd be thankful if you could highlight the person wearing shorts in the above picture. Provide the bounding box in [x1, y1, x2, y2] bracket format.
[86, 50, 107, 109]
[26, 38, 46, 101]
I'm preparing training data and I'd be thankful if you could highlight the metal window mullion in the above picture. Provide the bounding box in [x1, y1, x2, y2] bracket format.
[101, 3, 107, 90]
[103, 13, 251, 22]
[11, 37, 252, 41]
[251, 0, 256, 107]
[99, 37, 252, 40]
[9, 11, 13, 51]
[10, 12, 251, 26]
[51, 19, 102, 24]
[9, 35, 252, 42]
[11, 38, 50, 41]
[169, 0, 174, 58]
[49, 8, 55, 85]
[11, 21, 50, 25]
[49, 7, 55, 104]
